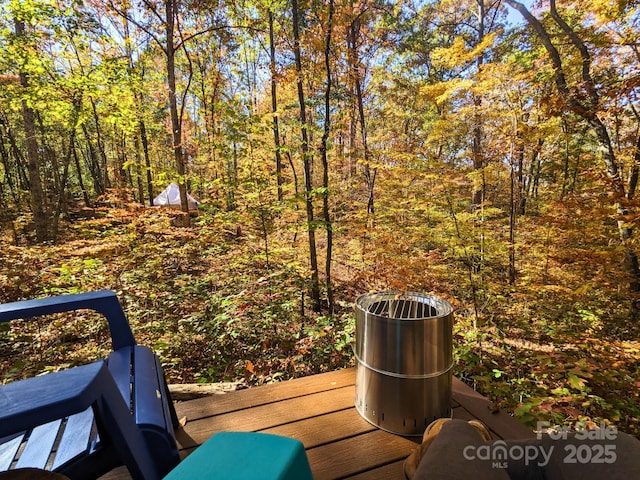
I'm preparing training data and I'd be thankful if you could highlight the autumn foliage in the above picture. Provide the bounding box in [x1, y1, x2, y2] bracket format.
[1, 0, 639, 437]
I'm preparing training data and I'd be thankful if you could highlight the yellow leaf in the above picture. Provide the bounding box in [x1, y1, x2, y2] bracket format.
[431, 33, 497, 70]
[420, 78, 474, 104]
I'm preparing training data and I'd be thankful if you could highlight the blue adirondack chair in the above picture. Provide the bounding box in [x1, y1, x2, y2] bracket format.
[0, 290, 180, 480]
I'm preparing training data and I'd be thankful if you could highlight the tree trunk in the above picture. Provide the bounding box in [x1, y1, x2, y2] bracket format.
[269, 10, 284, 202]
[165, 0, 190, 217]
[1, 112, 29, 192]
[89, 97, 109, 192]
[627, 134, 640, 201]
[516, 139, 525, 215]
[560, 118, 571, 200]
[36, 112, 60, 197]
[52, 123, 75, 241]
[470, 0, 489, 207]
[114, 128, 127, 188]
[348, 15, 375, 215]
[292, 0, 321, 312]
[73, 142, 90, 208]
[81, 123, 104, 195]
[0, 120, 18, 203]
[226, 142, 238, 211]
[321, 0, 335, 313]
[15, 19, 48, 242]
[509, 161, 516, 285]
[139, 119, 154, 206]
[133, 134, 145, 205]
[348, 99, 357, 178]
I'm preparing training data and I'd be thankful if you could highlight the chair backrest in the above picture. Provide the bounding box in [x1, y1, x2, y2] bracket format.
[0, 290, 136, 350]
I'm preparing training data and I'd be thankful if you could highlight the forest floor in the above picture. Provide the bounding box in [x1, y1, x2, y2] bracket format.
[1, 195, 639, 436]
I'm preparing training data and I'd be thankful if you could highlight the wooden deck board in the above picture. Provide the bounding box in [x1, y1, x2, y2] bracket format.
[178, 386, 355, 445]
[101, 367, 532, 480]
[260, 409, 377, 449]
[175, 368, 355, 420]
[306, 430, 417, 479]
[344, 460, 405, 480]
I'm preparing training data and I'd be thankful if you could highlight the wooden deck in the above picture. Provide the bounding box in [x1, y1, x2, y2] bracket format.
[104, 367, 533, 480]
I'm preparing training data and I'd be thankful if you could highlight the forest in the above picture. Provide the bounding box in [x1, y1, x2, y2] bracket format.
[0, 0, 639, 436]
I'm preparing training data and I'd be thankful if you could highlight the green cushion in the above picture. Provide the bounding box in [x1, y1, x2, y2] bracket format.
[163, 432, 313, 480]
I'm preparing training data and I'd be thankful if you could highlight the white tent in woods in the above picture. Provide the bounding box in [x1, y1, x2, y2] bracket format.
[153, 182, 201, 210]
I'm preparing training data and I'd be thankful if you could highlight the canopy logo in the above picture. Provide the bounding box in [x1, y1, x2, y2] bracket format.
[463, 441, 554, 468]
[463, 422, 619, 469]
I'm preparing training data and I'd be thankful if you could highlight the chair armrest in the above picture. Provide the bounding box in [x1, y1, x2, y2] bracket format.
[0, 290, 136, 350]
[0, 362, 109, 435]
[0, 361, 161, 479]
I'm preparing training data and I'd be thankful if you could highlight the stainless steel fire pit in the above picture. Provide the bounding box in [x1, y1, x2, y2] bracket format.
[354, 291, 454, 436]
